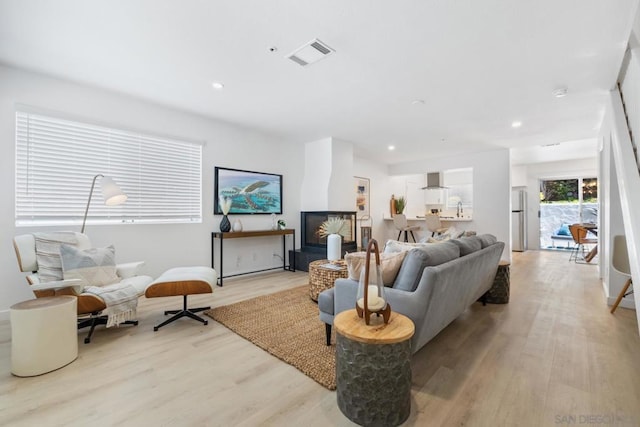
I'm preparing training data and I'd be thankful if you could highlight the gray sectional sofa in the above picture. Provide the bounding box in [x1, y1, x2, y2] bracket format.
[318, 234, 505, 354]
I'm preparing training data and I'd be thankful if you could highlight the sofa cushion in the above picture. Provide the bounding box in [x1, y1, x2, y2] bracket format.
[450, 236, 483, 256]
[393, 242, 460, 292]
[345, 251, 407, 286]
[477, 234, 498, 249]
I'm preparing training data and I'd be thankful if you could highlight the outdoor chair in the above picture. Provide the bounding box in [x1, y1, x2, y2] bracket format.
[568, 224, 597, 263]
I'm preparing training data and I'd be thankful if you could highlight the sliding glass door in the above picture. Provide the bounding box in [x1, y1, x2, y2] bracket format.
[539, 177, 598, 249]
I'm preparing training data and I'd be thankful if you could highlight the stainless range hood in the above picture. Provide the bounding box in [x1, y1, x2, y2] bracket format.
[421, 172, 447, 189]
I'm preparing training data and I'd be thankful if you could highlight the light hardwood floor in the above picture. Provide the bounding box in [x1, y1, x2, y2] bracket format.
[0, 251, 639, 427]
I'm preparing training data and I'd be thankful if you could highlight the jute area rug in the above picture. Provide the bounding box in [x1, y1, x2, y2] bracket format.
[204, 286, 336, 390]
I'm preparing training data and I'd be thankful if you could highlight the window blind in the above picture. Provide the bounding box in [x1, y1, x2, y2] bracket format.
[15, 111, 202, 226]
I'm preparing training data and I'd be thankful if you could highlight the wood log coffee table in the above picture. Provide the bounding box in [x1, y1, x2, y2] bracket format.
[308, 259, 348, 302]
[334, 309, 415, 426]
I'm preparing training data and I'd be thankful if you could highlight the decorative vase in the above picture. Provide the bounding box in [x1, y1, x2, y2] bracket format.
[233, 219, 243, 232]
[220, 215, 231, 232]
[327, 233, 342, 261]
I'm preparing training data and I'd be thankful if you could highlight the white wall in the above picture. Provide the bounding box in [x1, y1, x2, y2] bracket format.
[0, 65, 304, 317]
[388, 149, 511, 259]
[353, 156, 391, 249]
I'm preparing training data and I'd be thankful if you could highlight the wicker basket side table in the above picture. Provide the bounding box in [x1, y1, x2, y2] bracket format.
[309, 259, 348, 302]
[486, 260, 510, 304]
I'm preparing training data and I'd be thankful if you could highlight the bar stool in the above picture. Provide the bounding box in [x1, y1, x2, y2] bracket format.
[393, 214, 420, 242]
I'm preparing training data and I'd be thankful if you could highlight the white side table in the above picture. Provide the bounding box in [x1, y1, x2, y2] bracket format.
[11, 296, 78, 377]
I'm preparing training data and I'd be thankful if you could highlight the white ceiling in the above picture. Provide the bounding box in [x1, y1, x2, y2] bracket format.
[0, 0, 637, 165]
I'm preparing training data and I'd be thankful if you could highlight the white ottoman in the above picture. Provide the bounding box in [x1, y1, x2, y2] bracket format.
[11, 296, 78, 377]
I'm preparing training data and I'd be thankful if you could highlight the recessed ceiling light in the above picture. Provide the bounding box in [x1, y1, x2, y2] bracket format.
[512, 121, 522, 128]
[411, 100, 425, 105]
[552, 87, 568, 98]
[388, 145, 395, 151]
[211, 82, 224, 90]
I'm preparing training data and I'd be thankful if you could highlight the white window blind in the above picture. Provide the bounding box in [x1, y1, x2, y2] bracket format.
[16, 111, 202, 227]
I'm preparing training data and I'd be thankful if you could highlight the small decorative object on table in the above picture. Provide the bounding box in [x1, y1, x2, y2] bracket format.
[277, 219, 286, 230]
[219, 196, 232, 232]
[355, 239, 391, 325]
[318, 217, 349, 261]
[232, 219, 243, 232]
[271, 213, 277, 230]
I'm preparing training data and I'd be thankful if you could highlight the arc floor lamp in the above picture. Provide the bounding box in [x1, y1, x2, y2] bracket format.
[81, 174, 127, 233]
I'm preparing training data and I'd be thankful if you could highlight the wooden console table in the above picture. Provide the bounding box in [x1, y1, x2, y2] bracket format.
[211, 229, 296, 286]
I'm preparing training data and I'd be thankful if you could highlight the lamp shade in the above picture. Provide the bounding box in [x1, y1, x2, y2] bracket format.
[100, 176, 127, 206]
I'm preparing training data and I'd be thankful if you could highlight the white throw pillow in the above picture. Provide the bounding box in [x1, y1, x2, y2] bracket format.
[383, 239, 431, 254]
[60, 244, 120, 287]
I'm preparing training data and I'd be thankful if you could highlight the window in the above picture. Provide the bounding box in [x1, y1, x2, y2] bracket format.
[16, 110, 202, 227]
[444, 168, 473, 209]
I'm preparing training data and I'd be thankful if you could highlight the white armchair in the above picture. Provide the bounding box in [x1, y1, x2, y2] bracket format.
[13, 232, 153, 343]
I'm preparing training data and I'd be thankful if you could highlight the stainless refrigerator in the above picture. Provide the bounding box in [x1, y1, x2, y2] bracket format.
[511, 189, 527, 252]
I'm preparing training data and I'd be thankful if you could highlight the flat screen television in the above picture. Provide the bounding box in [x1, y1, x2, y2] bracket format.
[214, 166, 283, 214]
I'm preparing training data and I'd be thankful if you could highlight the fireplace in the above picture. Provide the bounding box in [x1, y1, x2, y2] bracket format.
[290, 210, 357, 271]
[301, 211, 357, 253]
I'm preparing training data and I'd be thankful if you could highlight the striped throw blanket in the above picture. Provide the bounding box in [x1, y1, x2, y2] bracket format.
[84, 283, 139, 328]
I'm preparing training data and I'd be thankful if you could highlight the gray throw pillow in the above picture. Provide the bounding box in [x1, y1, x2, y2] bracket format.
[477, 234, 498, 249]
[450, 236, 483, 256]
[393, 242, 460, 292]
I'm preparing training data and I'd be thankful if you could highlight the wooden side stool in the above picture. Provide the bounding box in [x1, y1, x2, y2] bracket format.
[145, 267, 217, 331]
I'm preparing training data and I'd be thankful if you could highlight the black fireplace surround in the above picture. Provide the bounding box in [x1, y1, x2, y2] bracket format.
[290, 211, 357, 271]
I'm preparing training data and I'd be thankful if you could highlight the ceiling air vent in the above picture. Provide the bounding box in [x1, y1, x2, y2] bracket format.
[287, 38, 334, 67]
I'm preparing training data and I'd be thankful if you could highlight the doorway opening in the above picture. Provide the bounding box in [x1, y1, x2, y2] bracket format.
[539, 177, 598, 250]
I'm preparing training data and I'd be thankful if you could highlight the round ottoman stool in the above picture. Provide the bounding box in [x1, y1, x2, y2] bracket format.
[308, 260, 348, 302]
[11, 296, 78, 377]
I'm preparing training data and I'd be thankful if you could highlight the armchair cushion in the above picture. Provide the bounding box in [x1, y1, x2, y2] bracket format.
[116, 261, 145, 279]
[60, 244, 119, 287]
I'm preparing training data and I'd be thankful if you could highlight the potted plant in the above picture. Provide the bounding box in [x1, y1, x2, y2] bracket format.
[394, 196, 407, 215]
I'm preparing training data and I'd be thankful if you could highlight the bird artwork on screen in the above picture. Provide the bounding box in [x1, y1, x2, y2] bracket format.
[214, 167, 283, 214]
